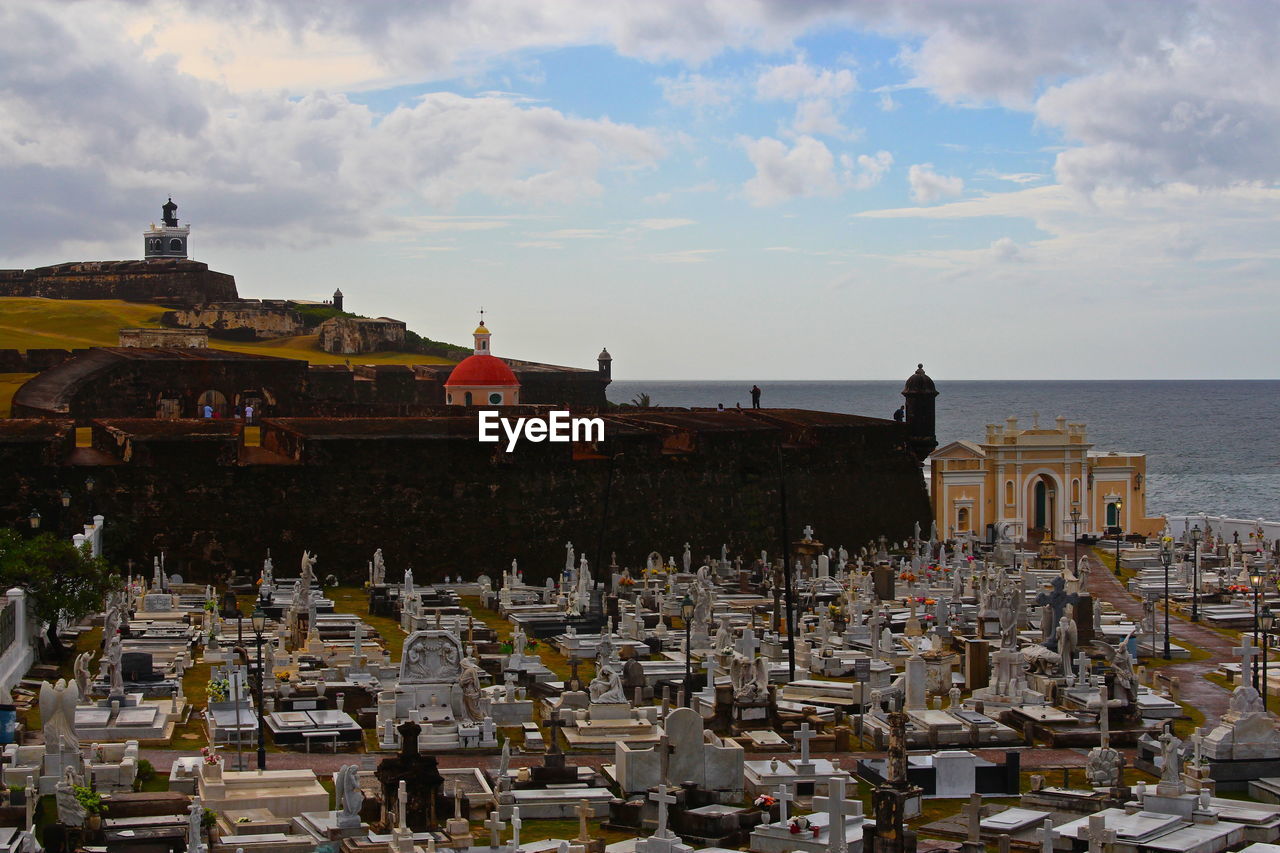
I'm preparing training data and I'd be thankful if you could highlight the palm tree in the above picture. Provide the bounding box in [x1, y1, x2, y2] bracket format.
[629, 392, 652, 408]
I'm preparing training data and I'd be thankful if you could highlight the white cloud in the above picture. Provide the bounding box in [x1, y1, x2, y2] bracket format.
[633, 218, 696, 231]
[647, 249, 719, 264]
[907, 164, 964, 203]
[990, 237, 1023, 262]
[740, 135, 839, 206]
[756, 56, 858, 138]
[658, 72, 736, 113]
[0, 3, 664, 254]
[756, 58, 856, 102]
[847, 151, 894, 190]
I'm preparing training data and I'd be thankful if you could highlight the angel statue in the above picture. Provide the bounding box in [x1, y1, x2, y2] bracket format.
[55, 765, 87, 827]
[336, 764, 364, 823]
[73, 652, 93, 699]
[730, 652, 768, 703]
[1091, 629, 1138, 710]
[589, 663, 627, 704]
[40, 679, 80, 754]
[714, 614, 734, 656]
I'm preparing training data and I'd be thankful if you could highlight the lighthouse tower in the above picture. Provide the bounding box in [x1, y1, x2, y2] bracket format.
[144, 198, 190, 260]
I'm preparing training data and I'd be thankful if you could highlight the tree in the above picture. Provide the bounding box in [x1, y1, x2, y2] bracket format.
[0, 529, 120, 658]
[629, 392, 653, 408]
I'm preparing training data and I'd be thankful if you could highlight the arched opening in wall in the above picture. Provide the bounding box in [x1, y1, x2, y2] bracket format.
[1072, 478, 1081, 504]
[1005, 480, 1014, 505]
[464, 391, 473, 406]
[197, 389, 229, 418]
[1106, 500, 1120, 529]
[1030, 474, 1057, 539]
[957, 507, 970, 533]
[169, 238, 183, 252]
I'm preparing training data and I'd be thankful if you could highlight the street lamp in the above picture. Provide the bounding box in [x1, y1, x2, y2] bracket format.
[251, 608, 268, 770]
[1114, 500, 1124, 575]
[1262, 606, 1274, 710]
[1253, 570, 1266, 692]
[1190, 524, 1203, 622]
[27, 509, 41, 531]
[1160, 536, 1173, 659]
[680, 594, 694, 708]
[84, 475, 96, 521]
[1070, 505, 1082, 571]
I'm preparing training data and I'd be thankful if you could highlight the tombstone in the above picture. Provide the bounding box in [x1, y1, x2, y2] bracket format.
[121, 651, 160, 682]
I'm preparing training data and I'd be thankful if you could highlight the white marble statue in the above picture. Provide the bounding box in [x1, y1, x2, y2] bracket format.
[55, 765, 87, 827]
[40, 679, 80, 754]
[336, 764, 364, 822]
[589, 663, 627, 704]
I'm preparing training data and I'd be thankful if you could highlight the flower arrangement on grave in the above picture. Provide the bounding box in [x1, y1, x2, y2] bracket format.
[202, 807, 218, 829]
[204, 600, 216, 613]
[1228, 584, 1251, 594]
[899, 571, 917, 583]
[206, 678, 230, 703]
[200, 747, 222, 767]
[787, 815, 810, 834]
[619, 575, 636, 586]
[275, 671, 290, 683]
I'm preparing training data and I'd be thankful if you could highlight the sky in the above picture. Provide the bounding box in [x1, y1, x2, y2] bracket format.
[3, 1, 1280, 380]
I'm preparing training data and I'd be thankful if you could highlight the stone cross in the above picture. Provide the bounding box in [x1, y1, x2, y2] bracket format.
[510, 807, 522, 852]
[1039, 818, 1056, 853]
[650, 784, 677, 839]
[484, 810, 506, 848]
[824, 775, 848, 853]
[575, 799, 592, 842]
[397, 781, 408, 831]
[775, 784, 793, 825]
[1085, 814, 1114, 853]
[963, 792, 983, 845]
[1233, 637, 1261, 687]
[794, 722, 816, 769]
[736, 628, 760, 657]
[803, 525, 815, 540]
[453, 781, 464, 819]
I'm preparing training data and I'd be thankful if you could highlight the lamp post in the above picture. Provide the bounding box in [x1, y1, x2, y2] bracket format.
[59, 488, 71, 537]
[1160, 536, 1173, 660]
[251, 608, 267, 770]
[1191, 524, 1203, 622]
[1262, 605, 1274, 710]
[84, 475, 96, 522]
[680, 594, 694, 708]
[1253, 570, 1265, 692]
[1070, 505, 1081, 569]
[1114, 499, 1123, 575]
[27, 509, 41, 531]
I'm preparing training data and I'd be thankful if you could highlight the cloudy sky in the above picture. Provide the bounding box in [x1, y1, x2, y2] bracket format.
[4, 1, 1279, 379]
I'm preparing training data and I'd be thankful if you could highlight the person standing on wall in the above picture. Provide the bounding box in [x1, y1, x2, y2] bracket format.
[750, 385, 762, 409]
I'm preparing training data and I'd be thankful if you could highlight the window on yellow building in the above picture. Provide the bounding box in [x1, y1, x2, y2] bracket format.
[1005, 480, 1014, 505]
[957, 507, 970, 532]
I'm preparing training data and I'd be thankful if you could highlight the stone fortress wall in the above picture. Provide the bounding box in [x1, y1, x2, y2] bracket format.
[0, 259, 238, 304]
[0, 411, 932, 583]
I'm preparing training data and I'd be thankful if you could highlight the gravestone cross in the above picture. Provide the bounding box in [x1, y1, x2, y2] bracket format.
[794, 722, 817, 769]
[510, 807, 522, 852]
[736, 628, 760, 658]
[575, 799, 592, 843]
[1039, 818, 1056, 853]
[825, 775, 848, 853]
[1085, 814, 1114, 853]
[546, 711, 568, 755]
[1232, 637, 1261, 687]
[484, 810, 506, 849]
[650, 784, 677, 839]
[776, 784, 793, 824]
[963, 792, 983, 845]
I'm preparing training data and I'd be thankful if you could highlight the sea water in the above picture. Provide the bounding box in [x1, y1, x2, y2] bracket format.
[608, 380, 1280, 521]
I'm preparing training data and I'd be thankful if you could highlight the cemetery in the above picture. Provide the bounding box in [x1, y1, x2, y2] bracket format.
[2, 515, 1280, 853]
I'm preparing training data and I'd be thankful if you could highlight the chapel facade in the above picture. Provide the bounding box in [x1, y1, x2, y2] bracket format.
[929, 415, 1163, 542]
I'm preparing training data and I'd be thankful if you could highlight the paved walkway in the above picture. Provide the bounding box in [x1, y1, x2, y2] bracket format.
[1071, 542, 1235, 728]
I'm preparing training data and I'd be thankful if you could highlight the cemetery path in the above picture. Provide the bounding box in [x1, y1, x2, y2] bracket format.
[1072, 543, 1235, 729]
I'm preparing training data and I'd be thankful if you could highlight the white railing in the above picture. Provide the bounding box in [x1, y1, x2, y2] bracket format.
[1165, 513, 1280, 545]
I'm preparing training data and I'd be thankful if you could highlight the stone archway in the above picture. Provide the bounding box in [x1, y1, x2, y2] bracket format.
[197, 389, 229, 418]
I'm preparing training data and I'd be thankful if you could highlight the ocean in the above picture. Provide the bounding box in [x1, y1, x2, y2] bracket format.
[606, 380, 1280, 522]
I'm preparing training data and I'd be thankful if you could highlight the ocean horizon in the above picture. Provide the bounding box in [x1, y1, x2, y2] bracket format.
[608, 379, 1280, 523]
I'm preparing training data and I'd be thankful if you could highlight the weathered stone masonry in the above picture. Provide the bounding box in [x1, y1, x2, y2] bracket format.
[0, 410, 931, 585]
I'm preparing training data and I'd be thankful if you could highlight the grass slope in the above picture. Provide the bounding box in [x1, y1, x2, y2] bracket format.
[0, 297, 454, 414]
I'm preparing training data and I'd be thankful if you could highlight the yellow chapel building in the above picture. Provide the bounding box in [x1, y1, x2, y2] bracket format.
[929, 415, 1163, 542]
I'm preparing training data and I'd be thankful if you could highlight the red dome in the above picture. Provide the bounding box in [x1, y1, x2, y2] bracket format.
[445, 354, 520, 387]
